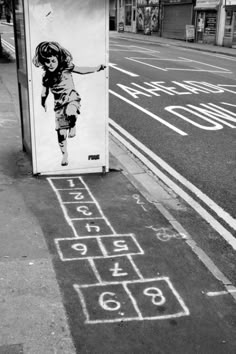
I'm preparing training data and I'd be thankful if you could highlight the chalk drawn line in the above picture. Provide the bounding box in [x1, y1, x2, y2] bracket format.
[73, 276, 190, 323]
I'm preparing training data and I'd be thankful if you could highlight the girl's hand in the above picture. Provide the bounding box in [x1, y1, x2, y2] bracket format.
[41, 96, 47, 112]
[42, 103, 47, 112]
[97, 64, 106, 72]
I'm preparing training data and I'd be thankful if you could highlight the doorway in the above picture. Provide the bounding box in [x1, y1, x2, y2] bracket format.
[232, 12, 236, 47]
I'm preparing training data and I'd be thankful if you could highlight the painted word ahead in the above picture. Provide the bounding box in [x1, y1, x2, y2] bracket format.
[116, 80, 236, 134]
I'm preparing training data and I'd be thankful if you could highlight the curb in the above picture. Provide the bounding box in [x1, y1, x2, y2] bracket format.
[111, 31, 236, 58]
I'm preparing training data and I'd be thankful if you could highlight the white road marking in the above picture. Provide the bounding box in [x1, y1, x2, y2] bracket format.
[166, 68, 232, 73]
[110, 49, 148, 52]
[109, 89, 187, 136]
[200, 51, 236, 62]
[109, 62, 139, 77]
[130, 45, 160, 54]
[125, 56, 167, 71]
[109, 119, 236, 250]
[218, 84, 236, 93]
[128, 57, 191, 62]
[206, 289, 236, 297]
[179, 57, 232, 72]
[1, 38, 15, 53]
[114, 35, 171, 47]
[112, 36, 235, 62]
[125, 55, 231, 73]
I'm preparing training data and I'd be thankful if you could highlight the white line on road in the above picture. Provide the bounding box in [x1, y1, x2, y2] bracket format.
[131, 45, 160, 54]
[166, 68, 232, 73]
[112, 36, 235, 61]
[200, 51, 236, 62]
[179, 57, 232, 72]
[125, 57, 168, 71]
[206, 289, 236, 297]
[109, 89, 187, 136]
[109, 119, 236, 250]
[110, 49, 148, 52]
[114, 36, 171, 47]
[109, 62, 139, 77]
[1, 38, 15, 53]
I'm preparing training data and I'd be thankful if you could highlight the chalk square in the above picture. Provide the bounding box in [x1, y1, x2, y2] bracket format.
[126, 278, 189, 319]
[59, 189, 92, 203]
[64, 202, 103, 219]
[72, 219, 113, 237]
[55, 237, 104, 261]
[93, 256, 141, 283]
[74, 283, 140, 323]
[49, 177, 85, 190]
[101, 235, 144, 257]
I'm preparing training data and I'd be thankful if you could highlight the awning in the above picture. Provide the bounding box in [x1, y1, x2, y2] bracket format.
[194, 0, 220, 10]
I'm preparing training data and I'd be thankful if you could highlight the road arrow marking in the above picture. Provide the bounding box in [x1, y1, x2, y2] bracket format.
[109, 63, 139, 77]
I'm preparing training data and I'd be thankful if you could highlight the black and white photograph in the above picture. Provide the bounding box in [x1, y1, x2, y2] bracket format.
[0, 0, 236, 352]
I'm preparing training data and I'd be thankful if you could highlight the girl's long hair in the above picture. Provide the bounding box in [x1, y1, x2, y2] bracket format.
[32, 41, 73, 71]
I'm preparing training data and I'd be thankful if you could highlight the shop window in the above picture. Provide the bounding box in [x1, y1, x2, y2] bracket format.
[125, 0, 132, 25]
[204, 12, 217, 35]
[137, 0, 147, 5]
[224, 11, 233, 38]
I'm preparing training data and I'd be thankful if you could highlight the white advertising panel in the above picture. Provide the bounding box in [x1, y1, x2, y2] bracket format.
[27, 0, 108, 174]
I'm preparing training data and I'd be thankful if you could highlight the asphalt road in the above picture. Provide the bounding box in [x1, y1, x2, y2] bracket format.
[109, 34, 236, 246]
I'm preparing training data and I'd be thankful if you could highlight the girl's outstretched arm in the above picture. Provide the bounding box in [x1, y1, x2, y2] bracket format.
[72, 64, 106, 75]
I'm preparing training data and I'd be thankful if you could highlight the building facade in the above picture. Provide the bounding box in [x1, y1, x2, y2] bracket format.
[161, 0, 195, 39]
[223, 0, 236, 47]
[114, 0, 236, 46]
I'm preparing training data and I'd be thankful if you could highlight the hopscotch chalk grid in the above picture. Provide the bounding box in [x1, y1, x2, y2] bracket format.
[48, 176, 190, 323]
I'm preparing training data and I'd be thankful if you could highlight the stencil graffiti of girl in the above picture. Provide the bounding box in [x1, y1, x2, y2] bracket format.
[33, 41, 106, 166]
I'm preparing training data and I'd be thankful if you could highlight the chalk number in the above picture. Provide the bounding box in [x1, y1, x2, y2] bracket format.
[143, 287, 166, 306]
[99, 292, 121, 311]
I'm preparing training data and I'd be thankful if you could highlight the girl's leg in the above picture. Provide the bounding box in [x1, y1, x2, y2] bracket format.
[65, 103, 78, 138]
[57, 129, 68, 166]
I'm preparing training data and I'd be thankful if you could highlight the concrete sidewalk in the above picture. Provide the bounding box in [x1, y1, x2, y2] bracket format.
[0, 55, 77, 353]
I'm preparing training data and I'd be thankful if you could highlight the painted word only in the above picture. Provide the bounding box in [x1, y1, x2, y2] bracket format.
[165, 102, 236, 131]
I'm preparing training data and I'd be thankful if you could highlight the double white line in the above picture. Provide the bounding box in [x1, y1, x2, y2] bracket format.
[109, 117, 236, 251]
[1, 38, 15, 55]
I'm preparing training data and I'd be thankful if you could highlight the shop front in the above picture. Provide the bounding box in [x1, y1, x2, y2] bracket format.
[161, 0, 194, 40]
[137, 0, 160, 34]
[194, 0, 220, 44]
[223, 0, 236, 47]
[117, 0, 137, 32]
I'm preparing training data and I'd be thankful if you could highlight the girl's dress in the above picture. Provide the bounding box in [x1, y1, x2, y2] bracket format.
[42, 63, 81, 130]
